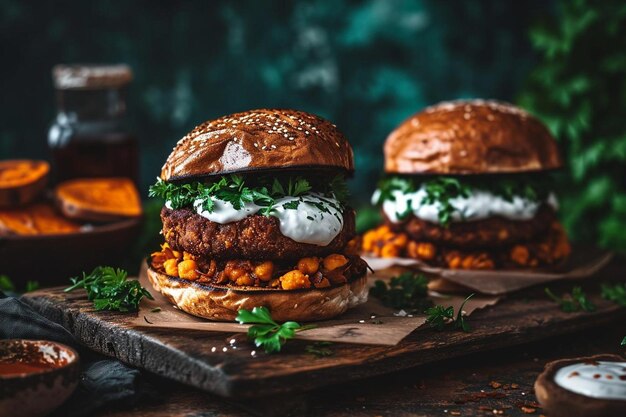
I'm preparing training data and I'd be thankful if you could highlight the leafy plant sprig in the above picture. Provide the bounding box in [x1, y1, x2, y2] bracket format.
[545, 286, 596, 312]
[622, 336, 626, 347]
[149, 174, 348, 216]
[425, 293, 474, 332]
[65, 267, 153, 312]
[601, 282, 626, 307]
[236, 306, 314, 353]
[370, 272, 431, 311]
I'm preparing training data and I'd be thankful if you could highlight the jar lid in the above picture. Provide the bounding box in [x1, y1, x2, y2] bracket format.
[53, 64, 133, 89]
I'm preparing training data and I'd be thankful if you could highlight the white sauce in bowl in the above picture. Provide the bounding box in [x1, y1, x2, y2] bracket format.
[554, 361, 626, 400]
[373, 188, 558, 224]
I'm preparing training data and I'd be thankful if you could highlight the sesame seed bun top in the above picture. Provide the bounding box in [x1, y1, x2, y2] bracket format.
[161, 109, 354, 181]
[384, 100, 563, 175]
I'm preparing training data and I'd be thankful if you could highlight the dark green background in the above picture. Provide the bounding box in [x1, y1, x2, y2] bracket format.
[1, 0, 551, 199]
[2, 0, 625, 252]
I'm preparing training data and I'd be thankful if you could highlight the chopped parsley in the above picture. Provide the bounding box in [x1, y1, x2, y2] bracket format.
[373, 175, 552, 226]
[545, 286, 596, 313]
[601, 282, 626, 307]
[370, 272, 431, 311]
[425, 293, 474, 332]
[149, 174, 348, 216]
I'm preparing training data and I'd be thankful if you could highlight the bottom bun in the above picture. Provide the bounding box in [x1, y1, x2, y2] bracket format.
[147, 265, 368, 322]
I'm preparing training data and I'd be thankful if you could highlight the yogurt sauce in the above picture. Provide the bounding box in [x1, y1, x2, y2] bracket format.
[554, 361, 626, 400]
[373, 188, 558, 224]
[184, 193, 343, 246]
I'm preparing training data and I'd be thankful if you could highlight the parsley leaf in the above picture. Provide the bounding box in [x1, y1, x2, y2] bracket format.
[601, 282, 626, 306]
[236, 306, 314, 353]
[0, 275, 15, 292]
[149, 174, 347, 216]
[545, 286, 596, 312]
[622, 336, 626, 347]
[425, 294, 474, 332]
[65, 266, 153, 312]
[370, 272, 431, 311]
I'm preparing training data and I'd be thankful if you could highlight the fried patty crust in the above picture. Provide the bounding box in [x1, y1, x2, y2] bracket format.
[384, 204, 556, 248]
[161, 207, 356, 260]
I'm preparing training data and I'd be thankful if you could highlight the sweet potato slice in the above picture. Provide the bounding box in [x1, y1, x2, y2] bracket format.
[55, 177, 142, 222]
[0, 160, 49, 207]
[0, 203, 80, 236]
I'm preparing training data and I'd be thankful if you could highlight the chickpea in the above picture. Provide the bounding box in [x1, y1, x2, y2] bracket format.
[235, 273, 254, 286]
[323, 254, 348, 271]
[376, 225, 391, 237]
[163, 259, 179, 277]
[361, 230, 378, 252]
[510, 245, 530, 265]
[297, 257, 320, 274]
[178, 260, 199, 280]
[447, 254, 461, 269]
[254, 261, 274, 281]
[417, 243, 436, 260]
[380, 244, 400, 258]
[280, 270, 311, 290]
[390, 233, 408, 248]
[461, 256, 475, 269]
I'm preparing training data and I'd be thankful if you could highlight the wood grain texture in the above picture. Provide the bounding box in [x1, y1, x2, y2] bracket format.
[22, 262, 626, 399]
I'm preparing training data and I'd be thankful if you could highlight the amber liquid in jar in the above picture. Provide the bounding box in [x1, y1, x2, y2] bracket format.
[50, 131, 138, 183]
[48, 67, 138, 184]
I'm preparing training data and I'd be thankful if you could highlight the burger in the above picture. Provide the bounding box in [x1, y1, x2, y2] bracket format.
[148, 109, 368, 321]
[362, 100, 571, 270]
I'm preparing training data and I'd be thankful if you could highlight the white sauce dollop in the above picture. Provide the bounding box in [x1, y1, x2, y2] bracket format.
[373, 188, 558, 224]
[554, 361, 626, 400]
[167, 193, 344, 247]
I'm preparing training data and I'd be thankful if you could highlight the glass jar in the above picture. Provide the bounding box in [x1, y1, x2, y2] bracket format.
[48, 64, 139, 184]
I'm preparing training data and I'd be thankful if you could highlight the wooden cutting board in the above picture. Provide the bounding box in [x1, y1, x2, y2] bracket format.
[21, 261, 626, 399]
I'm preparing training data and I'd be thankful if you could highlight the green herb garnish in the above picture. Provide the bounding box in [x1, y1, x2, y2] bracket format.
[601, 282, 626, 307]
[236, 306, 314, 353]
[0, 275, 15, 292]
[545, 286, 596, 312]
[305, 341, 334, 357]
[25, 281, 39, 292]
[370, 272, 431, 311]
[149, 174, 348, 216]
[374, 175, 551, 226]
[65, 266, 153, 312]
[621, 336, 626, 347]
[425, 294, 474, 332]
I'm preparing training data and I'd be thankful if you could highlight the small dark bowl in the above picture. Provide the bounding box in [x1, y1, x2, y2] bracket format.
[0, 217, 141, 285]
[0, 339, 80, 417]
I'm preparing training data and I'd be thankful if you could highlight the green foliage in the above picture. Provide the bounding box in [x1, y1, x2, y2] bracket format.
[601, 282, 626, 306]
[622, 336, 626, 347]
[545, 286, 596, 312]
[518, 0, 626, 251]
[0, 275, 15, 292]
[149, 174, 347, 216]
[425, 294, 474, 332]
[65, 266, 153, 312]
[370, 272, 431, 311]
[236, 306, 314, 353]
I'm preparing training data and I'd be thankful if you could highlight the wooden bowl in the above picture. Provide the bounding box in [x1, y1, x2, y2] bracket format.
[0, 217, 141, 285]
[0, 339, 80, 417]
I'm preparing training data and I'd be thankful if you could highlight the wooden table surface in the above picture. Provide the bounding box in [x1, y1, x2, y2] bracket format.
[93, 323, 625, 417]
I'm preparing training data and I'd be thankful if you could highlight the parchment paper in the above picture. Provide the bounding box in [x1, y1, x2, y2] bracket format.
[132, 264, 499, 346]
[363, 246, 613, 296]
